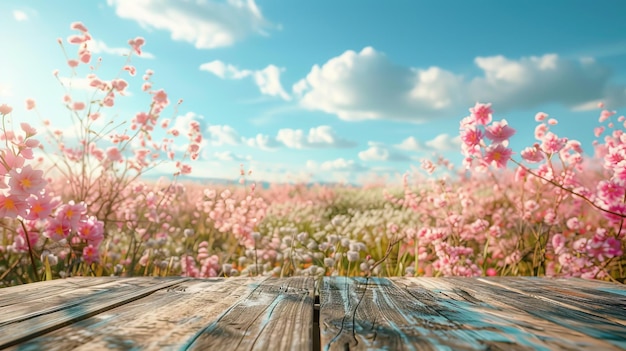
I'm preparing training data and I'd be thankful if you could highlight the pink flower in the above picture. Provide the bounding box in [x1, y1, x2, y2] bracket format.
[612, 160, 626, 185]
[111, 79, 128, 92]
[552, 234, 566, 255]
[460, 127, 483, 147]
[484, 119, 516, 143]
[0, 104, 13, 115]
[469, 102, 492, 125]
[44, 217, 71, 241]
[1, 149, 26, 171]
[25, 192, 60, 220]
[8, 165, 46, 196]
[72, 102, 85, 111]
[78, 216, 104, 246]
[520, 146, 544, 163]
[534, 123, 548, 140]
[152, 89, 168, 105]
[25, 99, 36, 110]
[597, 180, 625, 203]
[535, 112, 548, 122]
[67, 59, 79, 68]
[486, 268, 497, 277]
[0, 194, 28, 218]
[57, 201, 87, 231]
[82, 245, 100, 264]
[20, 122, 37, 137]
[566, 217, 580, 230]
[540, 132, 565, 154]
[599, 110, 616, 123]
[79, 49, 91, 64]
[128, 37, 145, 55]
[123, 65, 136, 76]
[67, 35, 86, 44]
[70, 21, 89, 33]
[106, 147, 123, 162]
[484, 144, 512, 168]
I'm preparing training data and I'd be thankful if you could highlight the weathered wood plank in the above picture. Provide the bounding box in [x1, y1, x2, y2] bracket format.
[438, 277, 626, 350]
[0, 277, 126, 308]
[477, 277, 626, 324]
[2, 276, 625, 350]
[400, 277, 626, 350]
[517, 276, 626, 298]
[0, 277, 182, 324]
[185, 276, 315, 351]
[0, 277, 186, 349]
[5, 276, 315, 351]
[320, 277, 496, 351]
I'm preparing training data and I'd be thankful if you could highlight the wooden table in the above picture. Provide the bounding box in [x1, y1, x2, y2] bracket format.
[1, 277, 625, 350]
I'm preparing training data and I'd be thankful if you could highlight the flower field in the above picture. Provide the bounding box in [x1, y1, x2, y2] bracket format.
[1, 23, 625, 287]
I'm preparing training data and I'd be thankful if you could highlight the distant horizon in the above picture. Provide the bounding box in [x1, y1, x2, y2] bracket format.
[1, 0, 625, 185]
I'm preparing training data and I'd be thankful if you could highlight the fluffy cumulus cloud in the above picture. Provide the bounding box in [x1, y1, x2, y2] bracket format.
[276, 125, 355, 149]
[107, 0, 276, 49]
[293, 47, 626, 122]
[206, 125, 242, 146]
[395, 133, 461, 152]
[213, 151, 251, 162]
[86, 39, 155, 59]
[0, 83, 12, 97]
[12, 10, 28, 21]
[358, 142, 411, 162]
[202, 124, 354, 151]
[424, 134, 461, 151]
[245, 133, 281, 150]
[200, 61, 290, 100]
[307, 158, 367, 172]
[167, 112, 208, 152]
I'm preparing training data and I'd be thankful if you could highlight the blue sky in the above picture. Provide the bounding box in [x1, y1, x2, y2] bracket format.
[1, 0, 625, 184]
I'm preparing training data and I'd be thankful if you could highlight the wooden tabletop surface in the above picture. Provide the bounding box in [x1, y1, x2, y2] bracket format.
[1, 276, 625, 350]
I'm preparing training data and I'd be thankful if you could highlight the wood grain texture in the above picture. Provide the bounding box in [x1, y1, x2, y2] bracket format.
[0, 277, 119, 307]
[0, 277, 186, 349]
[477, 277, 626, 325]
[6, 276, 314, 351]
[185, 276, 315, 351]
[321, 277, 626, 351]
[1, 276, 625, 350]
[320, 277, 491, 351]
[433, 277, 626, 350]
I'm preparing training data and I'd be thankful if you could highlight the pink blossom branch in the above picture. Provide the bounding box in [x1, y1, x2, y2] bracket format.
[511, 159, 626, 219]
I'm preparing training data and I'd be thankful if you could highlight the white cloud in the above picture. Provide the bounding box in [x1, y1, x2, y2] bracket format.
[395, 133, 461, 153]
[213, 151, 251, 162]
[424, 133, 461, 151]
[276, 125, 355, 149]
[252, 65, 291, 101]
[202, 124, 354, 151]
[245, 133, 280, 150]
[167, 112, 208, 153]
[308, 158, 367, 172]
[87, 39, 155, 59]
[58, 77, 94, 91]
[0, 83, 12, 97]
[294, 47, 624, 122]
[206, 125, 242, 146]
[199, 60, 252, 79]
[395, 136, 424, 151]
[200, 60, 290, 100]
[107, 0, 276, 49]
[12, 10, 28, 21]
[358, 142, 410, 162]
